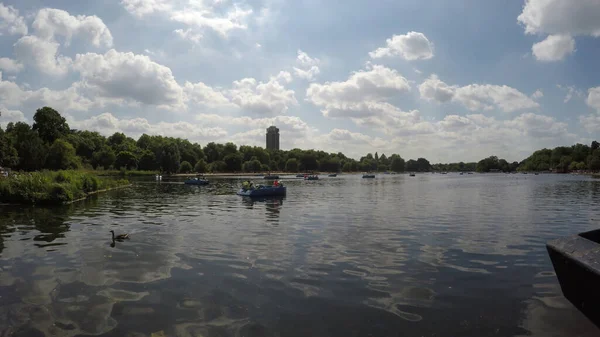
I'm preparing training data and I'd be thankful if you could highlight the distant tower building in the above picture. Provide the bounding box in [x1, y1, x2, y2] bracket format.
[266, 126, 280, 150]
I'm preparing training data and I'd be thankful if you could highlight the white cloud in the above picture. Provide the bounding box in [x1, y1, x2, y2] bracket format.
[226, 75, 297, 116]
[587, 87, 600, 113]
[0, 58, 23, 73]
[72, 112, 228, 141]
[174, 28, 203, 43]
[73, 49, 184, 108]
[557, 84, 583, 103]
[369, 32, 434, 60]
[275, 71, 292, 84]
[531, 34, 575, 61]
[454, 84, 540, 112]
[170, 5, 252, 37]
[183, 81, 232, 107]
[32, 8, 113, 47]
[580, 115, 600, 133]
[419, 74, 456, 102]
[293, 49, 320, 81]
[531, 89, 544, 99]
[518, 0, 600, 37]
[0, 73, 95, 112]
[120, 0, 172, 17]
[418, 75, 540, 112]
[0, 3, 27, 36]
[518, 0, 600, 62]
[122, 0, 253, 37]
[13, 35, 73, 76]
[307, 64, 410, 119]
[0, 106, 27, 127]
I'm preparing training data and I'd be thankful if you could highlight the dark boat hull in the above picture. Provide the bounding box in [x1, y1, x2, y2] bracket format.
[184, 179, 209, 185]
[237, 186, 286, 197]
[547, 229, 600, 328]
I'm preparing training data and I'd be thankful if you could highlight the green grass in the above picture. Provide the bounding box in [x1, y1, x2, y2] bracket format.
[0, 170, 129, 205]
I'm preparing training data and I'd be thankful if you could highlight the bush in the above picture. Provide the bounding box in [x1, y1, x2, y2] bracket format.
[0, 170, 129, 205]
[194, 159, 207, 173]
[179, 161, 193, 173]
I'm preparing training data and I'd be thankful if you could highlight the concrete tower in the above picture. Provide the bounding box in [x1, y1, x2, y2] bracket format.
[266, 126, 280, 150]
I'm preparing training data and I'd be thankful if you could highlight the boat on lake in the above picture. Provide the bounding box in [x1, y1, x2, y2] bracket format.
[328, 174, 337, 177]
[305, 175, 319, 180]
[237, 185, 286, 197]
[362, 174, 376, 178]
[409, 173, 416, 177]
[264, 175, 279, 179]
[296, 174, 305, 177]
[184, 177, 209, 185]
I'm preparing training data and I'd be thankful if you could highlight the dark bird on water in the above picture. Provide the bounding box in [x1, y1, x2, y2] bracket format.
[110, 230, 130, 241]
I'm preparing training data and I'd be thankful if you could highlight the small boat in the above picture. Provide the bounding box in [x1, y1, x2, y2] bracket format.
[305, 175, 319, 180]
[409, 173, 415, 177]
[184, 177, 209, 185]
[328, 174, 337, 177]
[296, 174, 305, 178]
[264, 175, 279, 179]
[237, 185, 286, 197]
[468, 172, 473, 175]
[534, 173, 539, 175]
[362, 174, 376, 179]
[459, 172, 464, 175]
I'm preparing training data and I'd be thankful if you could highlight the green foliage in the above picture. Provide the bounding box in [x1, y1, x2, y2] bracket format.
[138, 150, 158, 171]
[208, 160, 227, 173]
[46, 139, 80, 170]
[160, 142, 181, 173]
[223, 153, 243, 172]
[179, 161, 193, 173]
[32, 107, 69, 144]
[0, 171, 129, 205]
[194, 159, 208, 173]
[92, 146, 116, 169]
[285, 158, 299, 172]
[243, 159, 262, 172]
[0, 130, 18, 167]
[389, 154, 405, 173]
[115, 151, 138, 170]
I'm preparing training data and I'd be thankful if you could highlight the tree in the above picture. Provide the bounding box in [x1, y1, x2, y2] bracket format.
[243, 159, 262, 172]
[203, 142, 222, 163]
[32, 107, 69, 144]
[5, 122, 48, 171]
[300, 152, 319, 171]
[160, 143, 181, 173]
[92, 146, 116, 169]
[390, 154, 405, 172]
[0, 131, 18, 168]
[208, 160, 227, 172]
[115, 151, 138, 170]
[179, 161, 193, 173]
[223, 153, 243, 172]
[285, 158, 299, 172]
[194, 159, 208, 173]
[592, 141, 599, 151]
[46, 139, 80, 170]
[138, 150, 158, 171]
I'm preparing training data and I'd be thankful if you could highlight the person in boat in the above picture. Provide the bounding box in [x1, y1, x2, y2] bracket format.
[273, 180, 279, 187]
[242, 181, 249, 190]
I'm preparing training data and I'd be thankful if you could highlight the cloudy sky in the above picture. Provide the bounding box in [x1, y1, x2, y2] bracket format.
[0, 0, 599, 162]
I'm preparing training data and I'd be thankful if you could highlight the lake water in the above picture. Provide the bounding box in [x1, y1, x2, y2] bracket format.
[1, 173, 599, 337]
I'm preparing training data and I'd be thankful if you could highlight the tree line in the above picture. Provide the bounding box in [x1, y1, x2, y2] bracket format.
[0, 107, 599, 174]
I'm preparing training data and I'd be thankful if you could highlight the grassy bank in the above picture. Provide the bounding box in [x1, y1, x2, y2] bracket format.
[85, 169, 159, 177]
[0, 171, 129, 205]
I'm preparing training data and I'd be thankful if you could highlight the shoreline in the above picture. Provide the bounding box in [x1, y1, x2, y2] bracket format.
[65, 184, 132, 205]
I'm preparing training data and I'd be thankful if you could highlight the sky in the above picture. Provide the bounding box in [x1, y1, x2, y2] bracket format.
[0, 0, 599, 162]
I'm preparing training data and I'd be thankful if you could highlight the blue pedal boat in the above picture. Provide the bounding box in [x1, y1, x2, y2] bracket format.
[237, 186, 286, 197]
[184, 178, 209, 185]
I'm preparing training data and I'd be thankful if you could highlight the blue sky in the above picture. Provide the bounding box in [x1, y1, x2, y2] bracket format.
[0, 0, 599, 162]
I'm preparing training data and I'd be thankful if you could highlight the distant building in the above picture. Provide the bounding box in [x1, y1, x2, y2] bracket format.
[266, 126, 280, 150]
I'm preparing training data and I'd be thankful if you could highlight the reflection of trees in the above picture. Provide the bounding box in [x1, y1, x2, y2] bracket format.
[0, 201, 85, 254]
